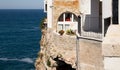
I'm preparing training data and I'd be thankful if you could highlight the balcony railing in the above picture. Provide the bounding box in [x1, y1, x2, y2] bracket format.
[77, 17, 103, 41]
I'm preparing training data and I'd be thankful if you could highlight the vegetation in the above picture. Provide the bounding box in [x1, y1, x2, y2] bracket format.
[40, 17, 46, 29]
[58, 30, 64, 35]
[47, 58, 51, 67]
[38, 52, 43, 59]
[66, 29, 75, 35]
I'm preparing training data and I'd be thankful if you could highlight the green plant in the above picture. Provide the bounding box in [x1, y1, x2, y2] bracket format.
[40, 17, 46, 29]
[66, 29, 75, 35]
[38, 52, 43, 59]
[47, 59, 51, 67]
[58, 30, 64, 35]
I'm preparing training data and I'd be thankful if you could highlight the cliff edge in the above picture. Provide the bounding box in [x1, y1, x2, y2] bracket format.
[35, 29, 76, 70]
[35, 29, 103, 70]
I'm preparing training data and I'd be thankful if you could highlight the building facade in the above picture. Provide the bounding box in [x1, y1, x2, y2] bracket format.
[44, 0, 120, 70]
[45, 0, 103, 40]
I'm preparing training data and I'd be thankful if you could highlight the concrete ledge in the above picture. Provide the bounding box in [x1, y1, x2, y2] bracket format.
[102, 25, 120, 56]
[104, 57, 120, 70]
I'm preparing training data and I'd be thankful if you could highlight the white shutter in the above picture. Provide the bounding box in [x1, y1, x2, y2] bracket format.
[103, 0, 112, 18]
[80, 0, 91, 14]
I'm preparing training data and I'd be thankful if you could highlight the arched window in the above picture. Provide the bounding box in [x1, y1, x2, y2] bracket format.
[58, 12, 78, 31]
[58, 13, 77, 22]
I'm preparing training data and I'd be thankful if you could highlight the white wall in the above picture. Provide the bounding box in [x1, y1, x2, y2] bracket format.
[103, 0, 112, 18]
[80, 0, 91, 14]
[44, 0, 47, 12]
[104, 57, 120, 70]
[47, 0, 52, 28]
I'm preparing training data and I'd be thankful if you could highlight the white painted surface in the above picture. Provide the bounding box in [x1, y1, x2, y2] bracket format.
[58, 22, 78, 31]
[104, 57, 120, 70]
[80, 0, 91, 14]
[44, 0, 47, 12]
[47, 0, 52, 28]
[103, 0, 112, 18]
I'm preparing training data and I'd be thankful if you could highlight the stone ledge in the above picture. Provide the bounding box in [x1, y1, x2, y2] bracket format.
[102, 25, 120, 56]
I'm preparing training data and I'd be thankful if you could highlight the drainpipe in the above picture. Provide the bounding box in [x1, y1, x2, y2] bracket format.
[76, 35, 80, 70]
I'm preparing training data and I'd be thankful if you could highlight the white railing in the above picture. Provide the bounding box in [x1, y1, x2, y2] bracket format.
[77, 31, 102, 41]
[82, 31, 102, 40]
[58, 22, 78, 31]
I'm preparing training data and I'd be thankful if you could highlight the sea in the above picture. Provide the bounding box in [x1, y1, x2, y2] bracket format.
[0, 9, 46, 70]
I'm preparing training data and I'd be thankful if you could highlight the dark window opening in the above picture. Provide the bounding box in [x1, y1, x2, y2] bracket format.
[45, 4, 47, 12]
[112, 0, 118, 24]
[104, 17, 111, 36]
[58, 13, 78, 22]
[58, 14, 64, 21]
[99, 1, 102, 32]
[65, 13, 71, 21]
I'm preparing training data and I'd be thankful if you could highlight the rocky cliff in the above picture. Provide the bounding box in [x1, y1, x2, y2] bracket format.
[35, 29, 76, 70]
[35, 29, 103, 70]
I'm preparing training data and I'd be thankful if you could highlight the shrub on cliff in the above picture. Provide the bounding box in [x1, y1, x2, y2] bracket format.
[40, 17, 46, 29]
[58, 30, 64, 35]
[47, 58, 51, 67]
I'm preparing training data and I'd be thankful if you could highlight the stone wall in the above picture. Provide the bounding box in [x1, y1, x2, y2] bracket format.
[79, 39, 103, 70]
[52, 0, 80, 31]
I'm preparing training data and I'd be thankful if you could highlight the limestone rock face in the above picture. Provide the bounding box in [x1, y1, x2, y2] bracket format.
[35, 29, 76, 70]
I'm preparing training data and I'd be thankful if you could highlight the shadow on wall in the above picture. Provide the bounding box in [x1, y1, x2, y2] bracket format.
[54, 57, 76, 70]
[82, 0, 101, 32]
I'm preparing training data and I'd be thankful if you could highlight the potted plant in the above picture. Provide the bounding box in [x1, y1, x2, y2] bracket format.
[58, 30, 64, 35]
[66, 29, 75, 35]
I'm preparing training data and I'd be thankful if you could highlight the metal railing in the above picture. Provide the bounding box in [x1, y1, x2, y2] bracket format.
[81, 31, 102, 39]
[77, 16, 103, 41]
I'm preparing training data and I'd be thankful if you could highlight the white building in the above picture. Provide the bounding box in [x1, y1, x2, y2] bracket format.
[44, 0, 53, 28]
[44, 0, 120, 70]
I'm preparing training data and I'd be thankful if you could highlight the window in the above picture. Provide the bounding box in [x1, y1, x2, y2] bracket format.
[45, 4, 47, 12]
[44, 1, 47, 12]
[65, 24, 70, 30]
[58, 24, 70, 31]
[112, 0, 118, 24]
[58, 24, 63, 31]
[58, 14, 64, 21]
[65, 13, 72, 21]
[73, 14, 78, 22]
[58, 12, 78, 31]
[58, 13, 77, 22]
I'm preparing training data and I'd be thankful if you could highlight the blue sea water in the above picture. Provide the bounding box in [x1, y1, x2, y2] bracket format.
[0, 9, 46, 70]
